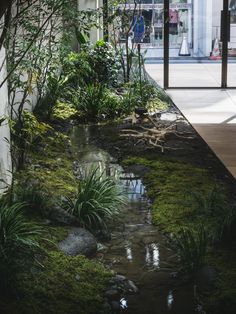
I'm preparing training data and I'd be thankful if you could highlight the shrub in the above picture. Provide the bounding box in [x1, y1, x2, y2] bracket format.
[173, 226, 207, 276]
[99, 89, 122, 118]
[121, 80, 169, 114]
[84, 40, 120, 86]
[0, 201, 43, 292]
[64, 168, 126, 231]
[52, 101, 78, 121]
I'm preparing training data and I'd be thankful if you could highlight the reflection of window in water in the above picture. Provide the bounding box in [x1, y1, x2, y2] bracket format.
[230, 0, 236, 24]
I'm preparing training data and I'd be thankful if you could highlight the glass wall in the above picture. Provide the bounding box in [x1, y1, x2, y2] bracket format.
[119, 0, 192, 59]
[169, 0, 223, 87]
[228, 0, 236, 87]
[117, 0, 236, 88]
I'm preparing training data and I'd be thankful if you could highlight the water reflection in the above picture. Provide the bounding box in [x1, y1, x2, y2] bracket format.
[120, 298, 128, 310]
[145, 243, 160, 268]
[125, 244, 133, 262]
[167, 290, 174, 310]
[121, 173, 145, 200]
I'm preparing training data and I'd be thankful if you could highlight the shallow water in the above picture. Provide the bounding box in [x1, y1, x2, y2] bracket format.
[70, 125, 196, 314]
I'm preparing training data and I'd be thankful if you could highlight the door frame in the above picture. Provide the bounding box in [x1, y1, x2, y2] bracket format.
[163, 0, 232, 89]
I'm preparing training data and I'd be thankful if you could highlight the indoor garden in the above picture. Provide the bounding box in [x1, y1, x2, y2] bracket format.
[0, 1, 235, 314]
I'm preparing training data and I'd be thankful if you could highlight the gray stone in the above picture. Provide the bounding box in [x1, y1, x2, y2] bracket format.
[58, 228, 97, 257]
[75, 274, 80, 281]
[115, 274, 126, 282]
[127, 280, 139, 293]
[97, 243, 108, 252]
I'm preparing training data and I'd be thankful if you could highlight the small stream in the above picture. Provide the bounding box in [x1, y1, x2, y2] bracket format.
[70, 125, 196, 314]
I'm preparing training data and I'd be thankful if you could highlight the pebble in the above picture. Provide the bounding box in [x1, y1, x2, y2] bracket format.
[115, 274, 126, 281]
[127, 280, 139, 293]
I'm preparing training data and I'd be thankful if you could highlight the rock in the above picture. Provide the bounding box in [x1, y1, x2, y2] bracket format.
[127, 280, 139, 293]
[49, 206, 78, 225]
[115, 274, 126, 282]
[75, 274, 80, 281]
[58, 228, 97, 257]
[97, 243, 108, 252]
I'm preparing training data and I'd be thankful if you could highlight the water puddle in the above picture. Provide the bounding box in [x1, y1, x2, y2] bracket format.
[70, 125, 196, 314]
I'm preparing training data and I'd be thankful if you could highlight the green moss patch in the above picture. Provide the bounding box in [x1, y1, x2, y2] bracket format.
[14, 129, 77, 218]
[1, 252, 111, 314]
[123, 156, 219, 233]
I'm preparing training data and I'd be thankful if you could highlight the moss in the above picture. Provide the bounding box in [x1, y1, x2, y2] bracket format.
[15, 129, 77, 212]
[42, 226, 70, 251]
[123, 156, 218, 233]
[1, 252, 111, 314]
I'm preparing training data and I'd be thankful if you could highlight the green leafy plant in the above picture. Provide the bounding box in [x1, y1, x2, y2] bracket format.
[77, 83, 105, 121]
[0, 201, 43, 292]
[173, 226, 207, 276]
[87, 40, 120, 85]
[99, 89, 122, 119]
[64, 168, 126, 231]
[52, 101, 78, 121]
[10, 110, 52, 169]
[121, 80, 169, 114]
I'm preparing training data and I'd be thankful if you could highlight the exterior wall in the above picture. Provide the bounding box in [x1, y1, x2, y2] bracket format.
[0, 46, 12, 191]
[79, 0, 103, 43]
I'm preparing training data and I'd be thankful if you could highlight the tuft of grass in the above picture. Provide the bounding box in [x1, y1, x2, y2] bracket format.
[173, 226, 207, 276]
[64, 168, 126, 231]
[0, 201, 43, 292]
[13, 182, 49, 216]
[187, 187, 236, 242]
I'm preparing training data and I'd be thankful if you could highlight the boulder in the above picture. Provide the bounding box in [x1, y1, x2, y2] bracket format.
[49, 206, 78, 225]
[58, 228, 97, 257]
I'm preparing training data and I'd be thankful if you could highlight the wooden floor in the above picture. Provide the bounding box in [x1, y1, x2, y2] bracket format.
[167, 89, 236, 179]
[145, 63, 236, 179]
